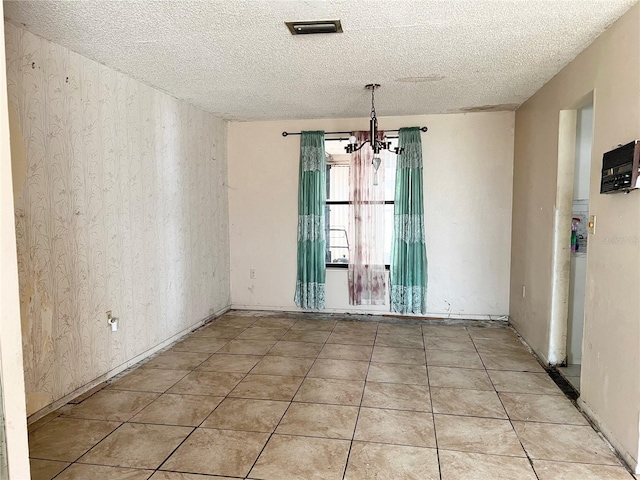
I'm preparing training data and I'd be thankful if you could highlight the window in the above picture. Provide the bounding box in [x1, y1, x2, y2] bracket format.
[325, 137, 397, 267]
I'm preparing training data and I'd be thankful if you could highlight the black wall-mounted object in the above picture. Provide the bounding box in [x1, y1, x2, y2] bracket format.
[600, 140, 640, 194]
[285, 20, 343, 35]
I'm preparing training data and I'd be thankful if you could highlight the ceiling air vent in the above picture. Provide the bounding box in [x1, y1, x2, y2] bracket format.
[285, 20, 342, 35]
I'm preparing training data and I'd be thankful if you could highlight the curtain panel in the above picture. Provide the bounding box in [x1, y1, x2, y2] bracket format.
[294, 131, 327, 310]
[390, 127, 428, 314]
[348, 131, 387, 305]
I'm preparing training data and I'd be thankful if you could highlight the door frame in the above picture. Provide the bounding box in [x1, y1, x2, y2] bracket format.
[548, 91, 594, 366]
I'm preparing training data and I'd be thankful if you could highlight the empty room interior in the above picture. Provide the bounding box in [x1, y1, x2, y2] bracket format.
[1, 1, 639, 479]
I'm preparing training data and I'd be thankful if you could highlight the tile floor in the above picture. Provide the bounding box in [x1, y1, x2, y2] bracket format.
[28, 312, 634, 480]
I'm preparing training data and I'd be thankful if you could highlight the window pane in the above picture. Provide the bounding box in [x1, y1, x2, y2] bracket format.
[324, 137, 398, 266]
[384, 203, 394, 265]
[383, 154, 396, 202]
[327, 165, 349, 202]
[326, 203, 395, 266]
[326, 204, 350, 264]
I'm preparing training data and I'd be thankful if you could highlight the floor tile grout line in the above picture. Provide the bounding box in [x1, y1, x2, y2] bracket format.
[470, 332, 542, 480]
[211, 316, 620, 476]
[242, 317, 345, 479]
[38, 313, 618, 478]
[42, 435, 569, 474]
[340, 322, 379, 480]
[48, 420, 129, 479]
[435, 446, 531, 460]
[423, 325, 443, 480]
[297, 315, 375, 479]
[155, 315, 292, 476]
[424, 411, 587, 424]
[51, 459, 158, 471]
[58, 404, 598, 433]
[149, 316, 261, 475]
[246, 432, 441, 449]
[46, 461, 156, 480]
[151, 424, 202, 474]
[43, 318, 396, 454]
[40, 460, 72, 480]
[106, 388, 227, 397]
[292, 399, 430, 413]
[160, 467, 244, 479]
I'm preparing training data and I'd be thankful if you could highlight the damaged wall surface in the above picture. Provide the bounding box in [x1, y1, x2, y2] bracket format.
[509, 3, 640, 470]
[228, 113, 514, 317]
[5, 22, 230, 416]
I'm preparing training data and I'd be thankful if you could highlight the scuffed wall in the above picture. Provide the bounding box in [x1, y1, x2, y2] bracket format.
[510, 3, 640, 470]
[228, 113, 514, 317]
[4, 22, 230, 416]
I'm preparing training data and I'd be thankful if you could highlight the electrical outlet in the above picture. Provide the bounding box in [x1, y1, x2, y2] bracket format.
[250, 269, 256, 279]
[522, 285, 526, 298]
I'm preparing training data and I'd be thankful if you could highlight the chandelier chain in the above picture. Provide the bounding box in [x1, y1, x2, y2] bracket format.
[370, 85, 376, 119]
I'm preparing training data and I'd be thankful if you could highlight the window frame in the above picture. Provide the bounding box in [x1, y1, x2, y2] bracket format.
[324, 137, 396, 270]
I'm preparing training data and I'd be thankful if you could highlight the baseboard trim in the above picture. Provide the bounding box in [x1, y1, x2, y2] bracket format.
[27, 304, 231, 424]
[230, 304, 508, 322]
[577, 397, 639, 474]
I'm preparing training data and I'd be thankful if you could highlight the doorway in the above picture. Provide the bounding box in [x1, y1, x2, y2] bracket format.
[550, 94, 593, 393]
[559, 100, 593, 391]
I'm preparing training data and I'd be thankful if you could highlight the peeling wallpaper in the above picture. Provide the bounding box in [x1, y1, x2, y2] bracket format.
[4, 22, 230, 416]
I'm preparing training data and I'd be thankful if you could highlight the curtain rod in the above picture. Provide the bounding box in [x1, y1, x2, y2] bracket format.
[281, 126, 428, 137]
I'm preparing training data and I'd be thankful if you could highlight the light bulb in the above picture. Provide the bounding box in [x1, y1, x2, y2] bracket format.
[349, 135, 357, 145]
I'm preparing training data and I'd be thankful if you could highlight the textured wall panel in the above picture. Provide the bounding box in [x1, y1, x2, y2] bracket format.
[4, 22, 230, 415]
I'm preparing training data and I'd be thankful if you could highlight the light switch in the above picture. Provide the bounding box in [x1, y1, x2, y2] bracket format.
[588, 215, 596, 235]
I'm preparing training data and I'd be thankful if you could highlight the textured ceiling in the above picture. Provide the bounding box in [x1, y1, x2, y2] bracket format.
[3, 0, 637, 121]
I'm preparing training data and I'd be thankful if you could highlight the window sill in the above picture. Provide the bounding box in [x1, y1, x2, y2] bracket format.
[326, 264, 390, 271]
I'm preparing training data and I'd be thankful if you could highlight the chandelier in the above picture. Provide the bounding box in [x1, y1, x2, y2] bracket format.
[345, 84, 403, 184]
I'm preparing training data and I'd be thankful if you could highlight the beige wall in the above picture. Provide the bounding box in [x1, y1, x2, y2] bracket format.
[5, 23, 231, 416]
[228, 112, 514, 318]
[0, 9, 31, 480]
[510, 3, 640, 470]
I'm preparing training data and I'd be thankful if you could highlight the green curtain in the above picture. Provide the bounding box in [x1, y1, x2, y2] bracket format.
[390, 127, 428, 314]
[294, 131, 327, 309]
